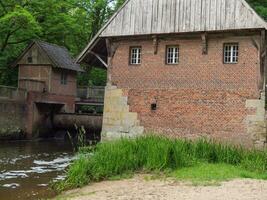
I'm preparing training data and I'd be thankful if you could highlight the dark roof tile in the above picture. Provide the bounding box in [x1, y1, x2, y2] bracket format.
[36, 41, 84, 72]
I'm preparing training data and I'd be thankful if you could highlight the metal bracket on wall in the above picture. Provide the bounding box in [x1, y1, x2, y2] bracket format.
[152, 35, 159, 55]
[201, 33, 208, 55]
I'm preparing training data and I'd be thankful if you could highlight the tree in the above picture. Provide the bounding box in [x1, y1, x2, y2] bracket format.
[247, 0, 267, 20]
[0, 6, 41, 53]
[0, 3, 41, 86]
[0, 0, 121, 86]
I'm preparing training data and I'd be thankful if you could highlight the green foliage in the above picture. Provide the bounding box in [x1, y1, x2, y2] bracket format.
[77, 67, 107, 86]
[114, 0, 126, 10]
[0, 3, 41, 86]
[172, 163, 267, 185]
[59, 136, 267, 190]
[247, 0, 267, 20]
[67, 125, 94, 152]
[0, 0, 119, 87]
[0, 5, 41, 50]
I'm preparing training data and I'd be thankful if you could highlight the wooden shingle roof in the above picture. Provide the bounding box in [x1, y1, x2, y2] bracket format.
[77, 0, 267, 64]
[14, 41, 84, 72]
[36, 41, 84, 72]
[101, 0, 267, 37]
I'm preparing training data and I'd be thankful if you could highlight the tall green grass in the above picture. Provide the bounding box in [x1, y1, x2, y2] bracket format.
[59, 135, 267, 190]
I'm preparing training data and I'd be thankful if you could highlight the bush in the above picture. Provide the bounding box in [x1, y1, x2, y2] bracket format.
[60, 135, 267, 189]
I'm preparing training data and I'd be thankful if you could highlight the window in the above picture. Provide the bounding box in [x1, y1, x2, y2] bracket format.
[166, 46, 179, 64]
[130, 47, 141, 65]
[224, 43, 239, 64]
[61, 72, 67, 85]
[27, 56, 33, 63]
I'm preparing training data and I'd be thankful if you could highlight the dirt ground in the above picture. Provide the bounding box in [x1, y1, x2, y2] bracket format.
[57, 175, 267, 200]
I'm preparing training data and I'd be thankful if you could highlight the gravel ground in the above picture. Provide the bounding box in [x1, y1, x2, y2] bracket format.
[58, 175, 267, 200]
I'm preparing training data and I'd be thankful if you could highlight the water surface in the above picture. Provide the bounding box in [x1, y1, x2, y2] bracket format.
[0, 139, 73, 200]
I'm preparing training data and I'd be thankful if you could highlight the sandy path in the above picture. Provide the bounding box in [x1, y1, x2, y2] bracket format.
[58, 175, 267, 200]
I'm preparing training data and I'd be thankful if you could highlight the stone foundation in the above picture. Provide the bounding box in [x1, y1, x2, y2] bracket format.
[246, 92, 267, 149]
[102, 86, 267, 148]
[0, 99, 26, 139]
[101, 85, 144, 140]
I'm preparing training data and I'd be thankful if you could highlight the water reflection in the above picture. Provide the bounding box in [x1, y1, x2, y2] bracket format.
[0, 139, 73, 200]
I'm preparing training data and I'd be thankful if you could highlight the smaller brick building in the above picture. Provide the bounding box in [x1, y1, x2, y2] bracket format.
[77, 0, 267, 148]
[14, 40, 83, 137]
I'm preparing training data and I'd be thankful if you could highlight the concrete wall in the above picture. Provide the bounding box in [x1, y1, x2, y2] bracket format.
[0, 99, 26, 139]
[104, 33, 267, 147]
[53, 113, 102, 131]
[25, 91, 76, 138]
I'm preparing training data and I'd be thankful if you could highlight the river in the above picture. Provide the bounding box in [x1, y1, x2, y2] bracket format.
[0, 139, 74, 200]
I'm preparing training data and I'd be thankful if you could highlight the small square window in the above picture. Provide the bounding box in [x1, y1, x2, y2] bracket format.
[166, 46, 179, 64]
[130, 47, 141, 65]
[61, 72, 67, 85]
[27, 56, 33, 63]
[151, 103, 157, 111]
[224, 43, 239, 64]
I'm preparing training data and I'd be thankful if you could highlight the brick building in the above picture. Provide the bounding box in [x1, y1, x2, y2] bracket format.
[14, 41, 83, 137]
[77, 0, 267, 147]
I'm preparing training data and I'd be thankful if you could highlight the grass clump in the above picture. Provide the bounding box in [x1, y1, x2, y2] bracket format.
[58, 135, 267, 190]
[172, 162, 267, 185]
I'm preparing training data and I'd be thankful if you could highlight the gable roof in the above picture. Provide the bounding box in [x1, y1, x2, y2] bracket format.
[77, 0, 267, 64]
[15, 41, 84, 72]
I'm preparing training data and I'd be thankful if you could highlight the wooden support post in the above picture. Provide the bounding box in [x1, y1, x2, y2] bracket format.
[89, 51, 108, 68]
[152, 35, 158, 55]
[201, 33, 208, 55]
[106, 38, 112, 86]
[260, 30, 266, 92]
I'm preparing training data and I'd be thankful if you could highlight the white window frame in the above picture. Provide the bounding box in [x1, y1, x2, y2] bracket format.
[224, 43, 239, 64]
[61, 71, 67, 85]
[166, 46, 179, 65]
[130, 47, 141, 65]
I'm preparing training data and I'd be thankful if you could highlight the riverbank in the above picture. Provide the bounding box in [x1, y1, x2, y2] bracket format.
[56, 135, 267, 190]
[55, 175, 267, 200]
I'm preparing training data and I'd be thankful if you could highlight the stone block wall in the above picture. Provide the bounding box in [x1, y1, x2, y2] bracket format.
[102, 86, 144, 140]
[246, 92, 266, 148]
[0, 99, 26, 139]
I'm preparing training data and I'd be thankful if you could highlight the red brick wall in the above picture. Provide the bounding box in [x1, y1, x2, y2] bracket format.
[51, 69, 77, 96]
[19, 65, 77, 96]
[19, 65, 50, 92]
[110, 35, 262, 145]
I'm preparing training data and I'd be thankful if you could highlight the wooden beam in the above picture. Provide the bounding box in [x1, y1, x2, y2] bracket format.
[152, 35, 158, 55]
[251, 37, 260, 51]
[106, 38, 111, 57]
[259, 30, 266, 91]
[106, 38, 112, 85]
[89, 51, 108, 68]
[201, 33, 208, 55]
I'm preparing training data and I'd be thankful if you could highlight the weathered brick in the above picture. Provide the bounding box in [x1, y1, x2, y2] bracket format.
[104, 34, 267, 147]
